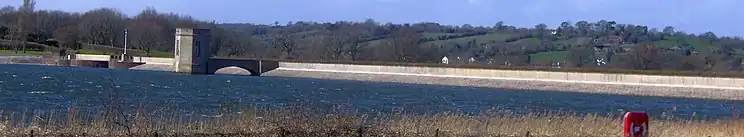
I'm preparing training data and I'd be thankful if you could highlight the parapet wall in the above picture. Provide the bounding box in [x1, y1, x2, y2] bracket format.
[278, 62, 744, 90]
[133, 57, 174, 65]
[73, 54, 174, 65]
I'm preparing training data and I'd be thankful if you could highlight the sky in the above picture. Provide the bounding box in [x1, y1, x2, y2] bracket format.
[2, 0, 743, 37]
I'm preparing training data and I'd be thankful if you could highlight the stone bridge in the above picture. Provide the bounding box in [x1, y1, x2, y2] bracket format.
[173, 28, 278, 76]
[202, 58, 278, 76]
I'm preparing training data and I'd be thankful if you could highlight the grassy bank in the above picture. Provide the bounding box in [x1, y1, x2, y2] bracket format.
[0, 107, 740, 137]
[0, 49, 51, 55]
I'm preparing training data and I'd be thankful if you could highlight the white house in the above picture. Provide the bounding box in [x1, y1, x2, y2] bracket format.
[441, 56, 449, 64]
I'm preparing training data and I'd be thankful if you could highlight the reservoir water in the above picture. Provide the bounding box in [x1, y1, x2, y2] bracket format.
[0, 64, 742, 119]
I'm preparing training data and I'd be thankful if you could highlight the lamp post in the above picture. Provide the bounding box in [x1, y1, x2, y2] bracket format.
[123, 29, 128, 55]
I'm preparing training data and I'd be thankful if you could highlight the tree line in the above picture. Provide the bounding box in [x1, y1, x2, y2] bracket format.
[1, 2, 743, 72]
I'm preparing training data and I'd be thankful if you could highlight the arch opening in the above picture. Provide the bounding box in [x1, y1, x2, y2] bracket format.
[213, 66, 259, 76]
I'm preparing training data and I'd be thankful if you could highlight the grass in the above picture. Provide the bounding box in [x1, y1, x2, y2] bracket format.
[79, 43, 174, 58]
[0, 39, 61, 55]
[509, 38, 542, 46]
[422, 32, 460, 39]
[551, 37, 592, 46]
[149, 51, 173, 58]
[76, 49, 108, 55]
[529, 51, 569, 62]
[654, 36, 718, 53]
[0, 49, 51, 55]
[0, 106, 739, 137]
[424, 33, 515, 46]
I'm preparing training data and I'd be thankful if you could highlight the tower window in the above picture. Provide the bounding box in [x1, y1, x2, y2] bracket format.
[194, 41, 201, 57]
[175, 40, 180, 56]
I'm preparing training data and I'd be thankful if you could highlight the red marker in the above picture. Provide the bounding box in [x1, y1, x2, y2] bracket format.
[623, 111, 649, 137]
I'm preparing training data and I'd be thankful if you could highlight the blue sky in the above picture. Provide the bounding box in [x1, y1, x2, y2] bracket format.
[3, 0, 743, 37]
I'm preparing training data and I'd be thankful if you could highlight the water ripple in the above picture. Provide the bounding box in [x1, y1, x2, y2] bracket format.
[0, 64, 742, 119]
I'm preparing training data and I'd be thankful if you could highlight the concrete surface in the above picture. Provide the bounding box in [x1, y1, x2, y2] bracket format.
[277, 62, 744, 90]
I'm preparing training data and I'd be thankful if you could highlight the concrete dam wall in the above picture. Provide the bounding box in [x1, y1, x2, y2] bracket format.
[40, 54, 744, 90]
[277, 62, 744, 90]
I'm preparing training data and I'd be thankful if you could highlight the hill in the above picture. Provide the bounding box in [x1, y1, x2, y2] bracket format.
[0, 5, 742, 73]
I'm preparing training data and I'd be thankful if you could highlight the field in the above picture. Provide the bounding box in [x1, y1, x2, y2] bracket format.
[0, 106, 739, 137]
[653, 36, 718, 53]
[422, 32, 460, 39]
[529, 51, 569, 62]
[424, 33, 516, 46]
[0, 49, 51, 55]
[79, 43, 173, 58]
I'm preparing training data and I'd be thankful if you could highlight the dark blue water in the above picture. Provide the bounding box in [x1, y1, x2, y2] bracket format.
[0, 64, 742, 119]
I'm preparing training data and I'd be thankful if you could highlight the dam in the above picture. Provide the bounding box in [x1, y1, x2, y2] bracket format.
[57, 27, 744, 100]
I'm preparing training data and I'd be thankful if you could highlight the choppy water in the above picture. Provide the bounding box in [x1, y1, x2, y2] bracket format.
[0, 64, 742, 119]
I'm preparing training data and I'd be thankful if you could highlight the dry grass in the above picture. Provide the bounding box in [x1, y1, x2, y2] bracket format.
[0, 106, 741, 137]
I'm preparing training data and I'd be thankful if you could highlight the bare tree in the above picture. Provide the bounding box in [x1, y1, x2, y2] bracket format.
[381, 27, 422, 62]
[52, 25, 78, 49]
[299, 36, 330, 60]
[14, 0, 35, 53]
[566, 46, 595, 68]
[0, 6, 17, 41]
[78, 8, 126, 46]
[620, 44, 662, 70]
[325, 31, 346, 60]
[270, 30, 296, 59]
[347, 41, 368, 61]
[128, 20, 163, 56]
[0, 6, 16, 24]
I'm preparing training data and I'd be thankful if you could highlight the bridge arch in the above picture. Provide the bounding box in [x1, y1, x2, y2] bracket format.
[208, 63, 261, 76]
[212, 66, 259, 76]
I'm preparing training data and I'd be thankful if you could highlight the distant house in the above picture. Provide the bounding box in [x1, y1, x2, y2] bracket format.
[593, 44, 612, 52]
[596, 58, 607, 66]
[441, 54, 492, 65]
[441, 56, 449, 64]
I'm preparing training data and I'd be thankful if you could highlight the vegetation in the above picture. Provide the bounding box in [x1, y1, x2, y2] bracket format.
[1, 1, 743, 74]
[0, 106, 740, 137]
[0, 49, 48, 55]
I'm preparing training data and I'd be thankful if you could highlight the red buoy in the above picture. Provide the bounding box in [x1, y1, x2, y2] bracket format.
[623, 111, 649, 137]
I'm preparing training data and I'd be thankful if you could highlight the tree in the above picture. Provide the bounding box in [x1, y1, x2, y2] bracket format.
[700, 32, 717, 42]
[533, 23, 548, 40]
[574, 21, 590, 36]
[663, 26, 675, 35]
[623, 44, 663, 70]
[566, 46, 595, 68]
[271, 30, 297, 59]
[379, 27, 422, 62]
[347, 39, 368, 61]
[558, 21, 574, 37]
[326, 30, 347, 60]
[52, 25, 78, 49]
[0, 6, 16, 24]
[78, 8, 126, 46]
[494, 21, 505, 31]
[14, 0, 35, 53]
[128, 20, 163, 56]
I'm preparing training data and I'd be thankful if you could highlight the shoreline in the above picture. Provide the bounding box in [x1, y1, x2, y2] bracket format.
[128, 64, 744, 100]
[261, 69, 744, 101]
